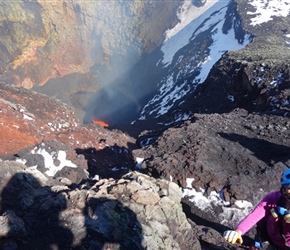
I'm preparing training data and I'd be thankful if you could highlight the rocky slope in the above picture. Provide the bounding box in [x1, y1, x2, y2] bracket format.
[0, 81, 289, 250]
[0, 83, 201, 250]
[0, 0, 290, 249]
[0, 164, 198, 250]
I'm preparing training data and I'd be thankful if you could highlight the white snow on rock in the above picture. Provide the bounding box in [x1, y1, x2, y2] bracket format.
[30, 148, 77, 177]
[141, 0, 251, 119]
[247, 0, 290, 26]
[162, 0, 218, 65]
[182, 177, 254, 228]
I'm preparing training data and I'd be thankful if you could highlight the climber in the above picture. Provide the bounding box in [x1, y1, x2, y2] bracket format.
[223, 168, 290, 250]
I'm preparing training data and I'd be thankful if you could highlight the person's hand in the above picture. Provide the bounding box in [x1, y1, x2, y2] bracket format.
[223, 230, 243, 244]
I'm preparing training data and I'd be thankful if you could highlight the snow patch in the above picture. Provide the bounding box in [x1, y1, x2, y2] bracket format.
[161, 0, 223, 65]
[142, 0, 251, 118]
[23, 113, 34, 120]
[31, 148, 77, 177]
[135, 157, 144, 170]
[247, 0, 290, 26]
[182, 177, 254, 227]
[164, 0, 218, 42]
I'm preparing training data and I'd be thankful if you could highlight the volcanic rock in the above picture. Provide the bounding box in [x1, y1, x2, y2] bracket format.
[0, 1, 290, 249]
[0, 82, 137, 182]
[0, 168, 199, 250]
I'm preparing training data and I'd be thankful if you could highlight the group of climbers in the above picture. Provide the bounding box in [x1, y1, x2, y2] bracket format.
[224, 168, 290, 250]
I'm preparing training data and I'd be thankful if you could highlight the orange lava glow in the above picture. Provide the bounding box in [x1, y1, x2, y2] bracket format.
[92, 119, 109, 127]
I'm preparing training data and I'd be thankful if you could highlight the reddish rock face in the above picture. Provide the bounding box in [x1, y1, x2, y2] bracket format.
[0, 82, 136, 158]
[0, 1, 181, 125]
[0, 2, 97, 88]
[0, 1, 180, 89]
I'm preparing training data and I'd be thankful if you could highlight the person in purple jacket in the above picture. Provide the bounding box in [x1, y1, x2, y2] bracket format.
[223, 168, 290, 250]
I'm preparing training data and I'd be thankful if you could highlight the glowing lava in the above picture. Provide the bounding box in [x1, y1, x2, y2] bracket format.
[92, 119, 109, 127]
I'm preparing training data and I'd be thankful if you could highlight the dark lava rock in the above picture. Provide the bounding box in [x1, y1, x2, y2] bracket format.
[133, 108, 290, 249]
[0, 167, 199, 250]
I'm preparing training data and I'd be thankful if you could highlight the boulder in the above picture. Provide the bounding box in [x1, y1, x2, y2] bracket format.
[0, 166, 199, 250]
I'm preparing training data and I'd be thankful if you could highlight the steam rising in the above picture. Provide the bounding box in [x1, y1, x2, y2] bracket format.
[30, 0, 180, 126]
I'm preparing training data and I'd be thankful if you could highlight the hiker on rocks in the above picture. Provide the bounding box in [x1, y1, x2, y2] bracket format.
[223, 168, 290, 250]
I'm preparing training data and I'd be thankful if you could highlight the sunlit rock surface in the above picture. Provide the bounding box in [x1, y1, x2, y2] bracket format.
[0, 0, 290, 249]
[0, 168, 199, 250]
[1, 78, 290, 249]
